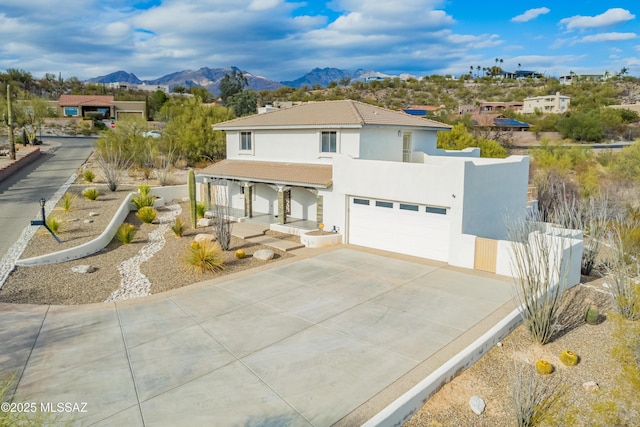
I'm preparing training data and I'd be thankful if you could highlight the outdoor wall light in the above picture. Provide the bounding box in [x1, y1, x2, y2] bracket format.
[31, 197, 61, 243]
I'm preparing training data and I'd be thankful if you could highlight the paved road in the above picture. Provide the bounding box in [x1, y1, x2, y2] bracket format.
[0, 137, 95, 258]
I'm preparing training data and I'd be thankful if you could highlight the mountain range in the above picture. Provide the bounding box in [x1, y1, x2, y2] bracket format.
[86, 67, 414, 94]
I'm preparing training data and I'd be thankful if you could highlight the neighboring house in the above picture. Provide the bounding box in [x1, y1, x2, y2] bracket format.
[198, 100, 530, 268]
[478, 101, 523, 114]
[402, 105, 446, 117]
[470, 114, 530, 131]
[558, 73, 608, 85]
[458, 102, 523, 115]
[103, 82, 170, 93]
[521, 92, 570, 114]
[56, 95, 146, 120]
[501, 70, 545, 80]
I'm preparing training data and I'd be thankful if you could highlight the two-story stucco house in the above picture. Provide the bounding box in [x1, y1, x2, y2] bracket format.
[521, 92, 571, 114]
[198, 100, 530, 268]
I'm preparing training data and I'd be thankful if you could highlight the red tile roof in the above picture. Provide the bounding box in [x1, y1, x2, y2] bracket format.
[58, 95, 114, 107]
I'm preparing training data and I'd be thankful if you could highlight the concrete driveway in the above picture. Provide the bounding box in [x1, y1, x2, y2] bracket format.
[1, 248, 514, 426]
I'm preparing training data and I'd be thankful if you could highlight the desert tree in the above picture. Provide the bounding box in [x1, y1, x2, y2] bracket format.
[219, 70, 248, 105]
[552, 195, 610, 275]
[95, 139, 133, 191]
[507, 209, 578, 345]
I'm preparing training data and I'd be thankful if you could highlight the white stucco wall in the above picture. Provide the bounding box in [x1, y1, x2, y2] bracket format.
[461, 156, 530, 240]
[225, 129, 361, 163]
[331, 155, 467, 248]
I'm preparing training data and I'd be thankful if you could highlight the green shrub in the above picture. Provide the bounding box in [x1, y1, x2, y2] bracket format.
[83, 170, 95, 183]
[136, 206, 157, 224]
[196, 201, 207, 219]
[82, 187, 100, 200]
[235, 249, 246, 259]
[46, 216, 62, 234]
[183, 241, 225, 275]
[171, 217, 186, 237]
[61, 192, 76, 213]
[131, 185, 155, 209]
[116, 223, 136, 244]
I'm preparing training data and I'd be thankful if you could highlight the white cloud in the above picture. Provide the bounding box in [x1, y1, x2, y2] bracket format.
[248, 0, 283, 11]
[512, 7, 550, 23]
[559, 8, 635, 30]
[579, 32, 637, 43]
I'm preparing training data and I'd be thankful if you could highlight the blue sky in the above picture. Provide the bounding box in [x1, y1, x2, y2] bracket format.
[0, 0, 637, 82]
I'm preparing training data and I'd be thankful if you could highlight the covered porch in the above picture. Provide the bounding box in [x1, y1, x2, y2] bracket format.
[198, 159, 332, 230]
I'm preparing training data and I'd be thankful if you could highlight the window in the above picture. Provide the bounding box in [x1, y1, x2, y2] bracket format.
[63, 107, 78, 116]
[321, 131, 337, 153]
[426, 206, 447, 215]
[375, 201, 393, 208]
[353, 198, 370, 205]
[240, 132, 252, 151]
[399, 203, 419, 211]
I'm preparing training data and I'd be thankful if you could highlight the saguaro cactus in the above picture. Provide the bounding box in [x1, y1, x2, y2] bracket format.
[188, 169, 197, 228]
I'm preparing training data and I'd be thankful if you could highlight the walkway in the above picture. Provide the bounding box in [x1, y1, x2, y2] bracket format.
[1, 248, 515, 426]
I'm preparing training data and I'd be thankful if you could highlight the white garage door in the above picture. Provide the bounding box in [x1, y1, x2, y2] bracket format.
[348, 197, 450, 262]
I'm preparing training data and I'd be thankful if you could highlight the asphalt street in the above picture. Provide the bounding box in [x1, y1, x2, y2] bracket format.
[0, 137, 95, 258]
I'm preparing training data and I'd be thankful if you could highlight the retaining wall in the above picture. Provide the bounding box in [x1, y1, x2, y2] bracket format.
[15, 185, 187, 267]
[0, 147, 41, 183]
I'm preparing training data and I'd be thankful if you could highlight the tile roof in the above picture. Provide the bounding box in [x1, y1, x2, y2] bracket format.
[58, 95, 114, 107]
[213, 100, 451, 130]
[199, 160, 333, 188]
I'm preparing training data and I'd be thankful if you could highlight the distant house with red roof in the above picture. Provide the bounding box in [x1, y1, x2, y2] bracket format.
[56, 95, 146, 120]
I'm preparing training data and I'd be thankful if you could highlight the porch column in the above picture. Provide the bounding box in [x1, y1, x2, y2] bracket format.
[316, 194, 324, 226]
[242, 182, 254, 218]
[205, 179, 212, 208]
[277, 185, 291, 225]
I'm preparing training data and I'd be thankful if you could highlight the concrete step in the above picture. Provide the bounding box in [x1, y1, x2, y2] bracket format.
[231, 222, 268, 239]
[246, 235, 305, 252]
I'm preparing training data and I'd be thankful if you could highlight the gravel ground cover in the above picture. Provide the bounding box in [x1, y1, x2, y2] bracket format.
[0, 179, 291, 305]
[403, 277, 637, 426]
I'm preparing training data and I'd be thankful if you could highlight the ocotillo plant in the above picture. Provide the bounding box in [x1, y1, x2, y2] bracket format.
[188, 169, 197, 228]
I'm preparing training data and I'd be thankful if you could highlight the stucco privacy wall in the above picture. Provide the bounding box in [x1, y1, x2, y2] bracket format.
[15, 185, 187, 267]
[495, 230, 583, 283]
[461, 156, 530, 240]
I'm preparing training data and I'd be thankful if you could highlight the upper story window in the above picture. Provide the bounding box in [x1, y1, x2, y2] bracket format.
[321, 131, 337, 153]
[240, 132, 252, 152]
